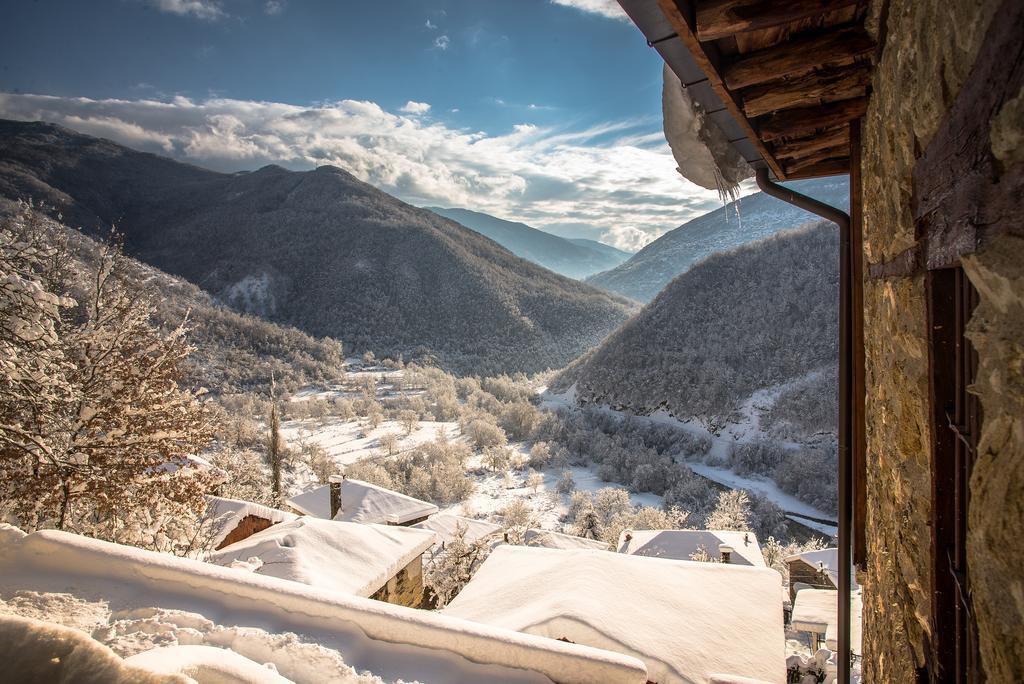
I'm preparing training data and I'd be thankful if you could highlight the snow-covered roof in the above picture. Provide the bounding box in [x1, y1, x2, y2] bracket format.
[444, 546, 786, 684]
[523, 528, 611, 551]
[0, 528, 648, 683]
[205, 495, 298, 548]
[825, 590, 862, 656]
[784, 548, 859, 590]
[286, 478, 438, 525]
[412, 514, 502, 549]
[617, 529, 766, 567]
[209, 517, 435, 597]
[791, 588, 863, 656]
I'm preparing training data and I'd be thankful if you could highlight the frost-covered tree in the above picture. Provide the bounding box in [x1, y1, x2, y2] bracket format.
[555, 470, 576, 494]
[483, 445, 512, 473]
[526, 470, 544, 493]
[463, 418, 507, 450]
[500, 499, 537, 545]
[302, 442, 334, 485]
[705, 490, 753, 531]
[399, 409, 419, 436]
[424, 522, 492, 608]
[0, 209, 217, 549]
[379, 433, 400, 456]
[689, 544, 722, 563]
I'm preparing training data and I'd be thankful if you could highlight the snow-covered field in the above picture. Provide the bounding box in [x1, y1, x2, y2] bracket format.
[441, 448, 663, 531]
[281, 418, 460, 467]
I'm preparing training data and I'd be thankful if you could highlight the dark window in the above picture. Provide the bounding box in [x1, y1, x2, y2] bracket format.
[926, 266, 982, 684]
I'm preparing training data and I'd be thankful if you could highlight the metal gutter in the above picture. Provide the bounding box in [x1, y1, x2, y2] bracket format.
[756, 166, 853, 684]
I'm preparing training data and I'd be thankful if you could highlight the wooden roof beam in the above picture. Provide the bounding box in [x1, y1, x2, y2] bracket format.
[771, 126, 850, 160]
[756, 97, 868, 141]
[784, 145, 849, 172]
[723, 27, 875, 90]
[785, 157, 850, 179]
[740, 64, 870, 118]
[696, 0, 860, 42]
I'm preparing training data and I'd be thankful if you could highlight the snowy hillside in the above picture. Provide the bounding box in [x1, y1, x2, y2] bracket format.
[587, 176, 849, 302]
[0, 119, 634, 375]
[426, 206, 632, 279]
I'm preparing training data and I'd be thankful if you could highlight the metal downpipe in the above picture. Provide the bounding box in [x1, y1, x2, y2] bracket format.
[755, 166, 854, 684]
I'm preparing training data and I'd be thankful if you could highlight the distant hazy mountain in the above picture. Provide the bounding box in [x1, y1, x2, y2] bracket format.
[586, 177, 849, 302]
[426, 206, 631, 279]
[0, 120, 634, 375]
[557, 222, 838, 429]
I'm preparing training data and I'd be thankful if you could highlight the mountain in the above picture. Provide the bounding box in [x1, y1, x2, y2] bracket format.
[586, 177, 849, 302]
[556, 222, 838, 433]
[0, 120, 635, 375]
[567, 238, 633, 260]
[425, 206, 631, 279]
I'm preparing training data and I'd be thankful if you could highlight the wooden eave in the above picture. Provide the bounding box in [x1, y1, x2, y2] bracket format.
[641, 0, 873, 180]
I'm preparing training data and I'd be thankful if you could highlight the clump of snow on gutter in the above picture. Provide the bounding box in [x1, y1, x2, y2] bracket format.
[0, 613, 188, 684]
[662, 63, 752, 200]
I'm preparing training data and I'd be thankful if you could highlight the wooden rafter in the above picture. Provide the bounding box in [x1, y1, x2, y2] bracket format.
[740, 65, 869, 117]
[784, 157, 850, 179]
[696, 0, 860, 42]
[655, 0, 788, 179]
[785, 145, 849, 172]
[756, 97, 868, 141]
[771, 126, 850, 160]
[723, 27, 875, 90]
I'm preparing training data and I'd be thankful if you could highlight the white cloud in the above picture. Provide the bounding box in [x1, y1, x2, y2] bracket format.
[399, 101, 432, 115]
[433, 35, 450, 51]
[549, 0, 628, 20]
[264, 0, 285, 15]
[0, 92, 737, 250]
[425, 19, 437, 30]
[145, 0, 225, 20]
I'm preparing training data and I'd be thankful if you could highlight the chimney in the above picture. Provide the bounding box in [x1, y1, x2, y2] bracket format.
[719, 544, 733, 564]
[329, 473, 345, 519]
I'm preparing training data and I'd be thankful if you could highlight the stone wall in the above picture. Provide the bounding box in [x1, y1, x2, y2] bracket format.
[963, 236, 1024, 682]
[861, 0, 1020, 680]
[370, 555, 426, 609]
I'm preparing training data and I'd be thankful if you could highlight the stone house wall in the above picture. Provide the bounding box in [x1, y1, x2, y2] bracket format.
[860, 0, 1022, 680]
[215, 515, 275, 550]
[370, 555, 426, 608]
[787, 560, 836, 603]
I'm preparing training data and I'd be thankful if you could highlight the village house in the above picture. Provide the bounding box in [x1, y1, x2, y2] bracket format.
[791, 588, 864, 658]
[785, 548, 860, 603]
[209, 517, 436, 608]
[614, 1, 1022, 680]
[443, 545, 786, 684]
[205, 495, 298, 550]
[618, 529, 765, 566]
[285, 475, 438, 526]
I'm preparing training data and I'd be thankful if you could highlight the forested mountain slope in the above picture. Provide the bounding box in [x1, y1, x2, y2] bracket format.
[426, 206, 631, 279]
[0, 120, 634, 374]
[2, 205, 347, 395]
[558, 222, 839, 433]
[586, 177, 848, 302]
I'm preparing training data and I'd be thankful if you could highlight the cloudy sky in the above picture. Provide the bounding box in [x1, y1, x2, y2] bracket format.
[0, 0, 749, 250]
